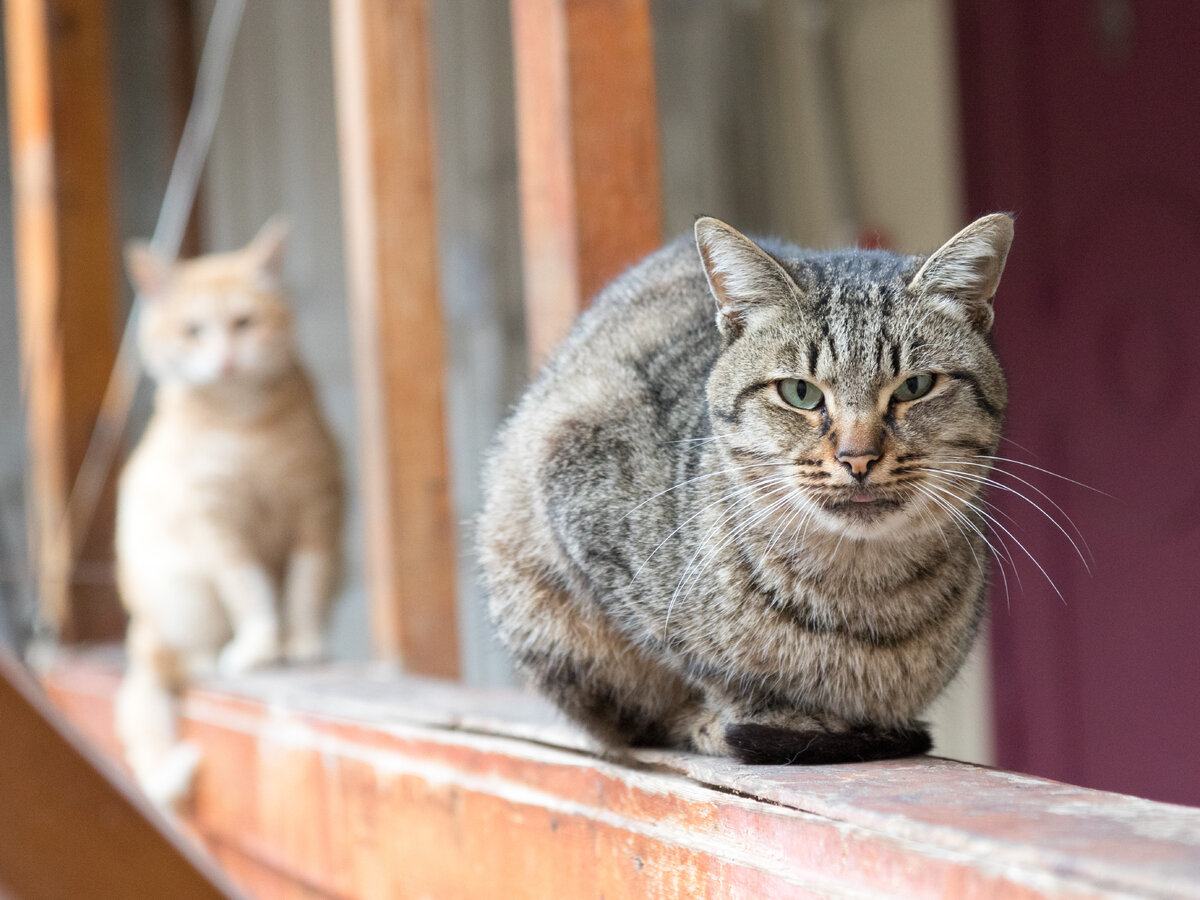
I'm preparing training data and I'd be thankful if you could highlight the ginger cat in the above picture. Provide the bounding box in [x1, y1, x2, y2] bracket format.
[115, 219, 343, 807]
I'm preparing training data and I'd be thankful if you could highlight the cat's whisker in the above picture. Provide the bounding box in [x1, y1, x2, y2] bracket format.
[915, 497, 952, 554]
[630, 475, 794, 586]
[898, 305, 946, 342]
[665, 482, 798, 639]
[913, 475, 1023, 601]
[788, 508, 817, 560]
[916, 482, 1022, 602]
[918, 479, 1021, 610]
[929, 455, 1096, 565]
[922, 465, 1092, 573]
[829, 526, 849, 561]
[619, 462, 796, 521]
[915, 478, 1014, 566]
[764, 493, 812, 563]
[916, 495, 1005, 605]
[910, 483, 992, 585]
[998, 434, 1039, 457]
[921, 478, 1064, 605]
[788, 497, 822, 561]
[939, 453, 1112, 498]
[672, 481, 796, 603]
[655, 462, 820, 594]
[926, 458, 1099, 564]
[660, 435, 728, 445]
[663, 477, 795, 596]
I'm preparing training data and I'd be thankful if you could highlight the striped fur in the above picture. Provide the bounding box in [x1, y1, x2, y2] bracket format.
[480, 215, 1013, 764]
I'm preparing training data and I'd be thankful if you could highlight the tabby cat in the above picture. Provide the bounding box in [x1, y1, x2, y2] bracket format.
[480, 214, 1013, 764]
[115, 219, 343, 806]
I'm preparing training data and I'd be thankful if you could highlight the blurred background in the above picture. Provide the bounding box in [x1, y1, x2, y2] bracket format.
[1, 0, 1197, 808]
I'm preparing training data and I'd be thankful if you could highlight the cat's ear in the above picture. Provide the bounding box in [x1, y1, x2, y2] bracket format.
[245, 215, 290, 280]
[907, 213, 1014, 332]
[695, 216, 804, 341]
[124, 240, 174, 296]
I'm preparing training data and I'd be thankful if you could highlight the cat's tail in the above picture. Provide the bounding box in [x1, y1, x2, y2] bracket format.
[115, 630, 201, 810]
[687, 707, 931, 765]
[724, 721, 932, 765]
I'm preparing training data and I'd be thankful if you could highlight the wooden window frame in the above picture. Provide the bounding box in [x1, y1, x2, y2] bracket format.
[10, 5, 1200, 898]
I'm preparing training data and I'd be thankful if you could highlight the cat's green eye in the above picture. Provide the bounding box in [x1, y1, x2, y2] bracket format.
[778, 378, 824, 410]
[892, 373, 935, 403]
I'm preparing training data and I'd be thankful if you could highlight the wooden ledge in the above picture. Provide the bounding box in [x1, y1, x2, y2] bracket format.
[41, 649, 1200, 899]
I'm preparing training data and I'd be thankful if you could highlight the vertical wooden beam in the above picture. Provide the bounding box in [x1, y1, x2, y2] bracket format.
[4, 0, 123, 641]
[331, 0, 459, 676]
[511, 0, 663, 368]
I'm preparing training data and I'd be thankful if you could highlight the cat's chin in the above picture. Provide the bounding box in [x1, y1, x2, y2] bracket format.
[814, 496, 911, 538]
[178, 364, 291, 391]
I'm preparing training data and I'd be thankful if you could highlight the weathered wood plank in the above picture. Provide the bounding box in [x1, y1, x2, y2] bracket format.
[4, 0, 124, 640]
[330, 0, 459, 676]
[43, 652, 1200, 900]
[0, 647, 238, 899]
[511, 0, 664, 368]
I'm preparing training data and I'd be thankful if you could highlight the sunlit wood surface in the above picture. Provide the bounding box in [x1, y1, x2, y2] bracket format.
[43, 650, 1200, 900]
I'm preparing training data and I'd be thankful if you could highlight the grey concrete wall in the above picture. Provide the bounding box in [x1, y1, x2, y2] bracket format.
[431, 1, 528, 686]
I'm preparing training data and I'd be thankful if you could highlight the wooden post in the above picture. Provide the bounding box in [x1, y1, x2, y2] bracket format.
[331, 0, 459, 676]
[4, 0, 124, 641]
[511, 0, 664, 368]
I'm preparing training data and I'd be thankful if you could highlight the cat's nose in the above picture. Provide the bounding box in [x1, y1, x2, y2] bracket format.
[836, 447, 880, 481]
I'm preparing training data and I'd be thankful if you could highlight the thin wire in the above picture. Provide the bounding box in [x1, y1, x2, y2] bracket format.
[44, 0, 246, 621]
[151, 0, 247, 259]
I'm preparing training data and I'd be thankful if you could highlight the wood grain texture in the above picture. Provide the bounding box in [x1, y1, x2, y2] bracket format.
[43, 651, 1200, 900]
[331, 0, 459, 675]
[4, 0, 123, 641]
[0, 646, 238, 899]
[511, 0, 664, 368]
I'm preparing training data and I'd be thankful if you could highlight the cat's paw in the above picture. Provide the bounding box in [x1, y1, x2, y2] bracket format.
[217, 627, 279, 676]
[283, 631, 327, 665]
[141, 741, 203, 811]
[725, 721, 932, 765]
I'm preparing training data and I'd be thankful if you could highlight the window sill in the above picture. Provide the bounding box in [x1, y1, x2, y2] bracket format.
[41, 647, 1200, 899]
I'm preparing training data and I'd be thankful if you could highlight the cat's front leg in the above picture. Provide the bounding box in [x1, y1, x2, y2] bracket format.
[215, 562, 280, 675]
[282, 547, 337, 663]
